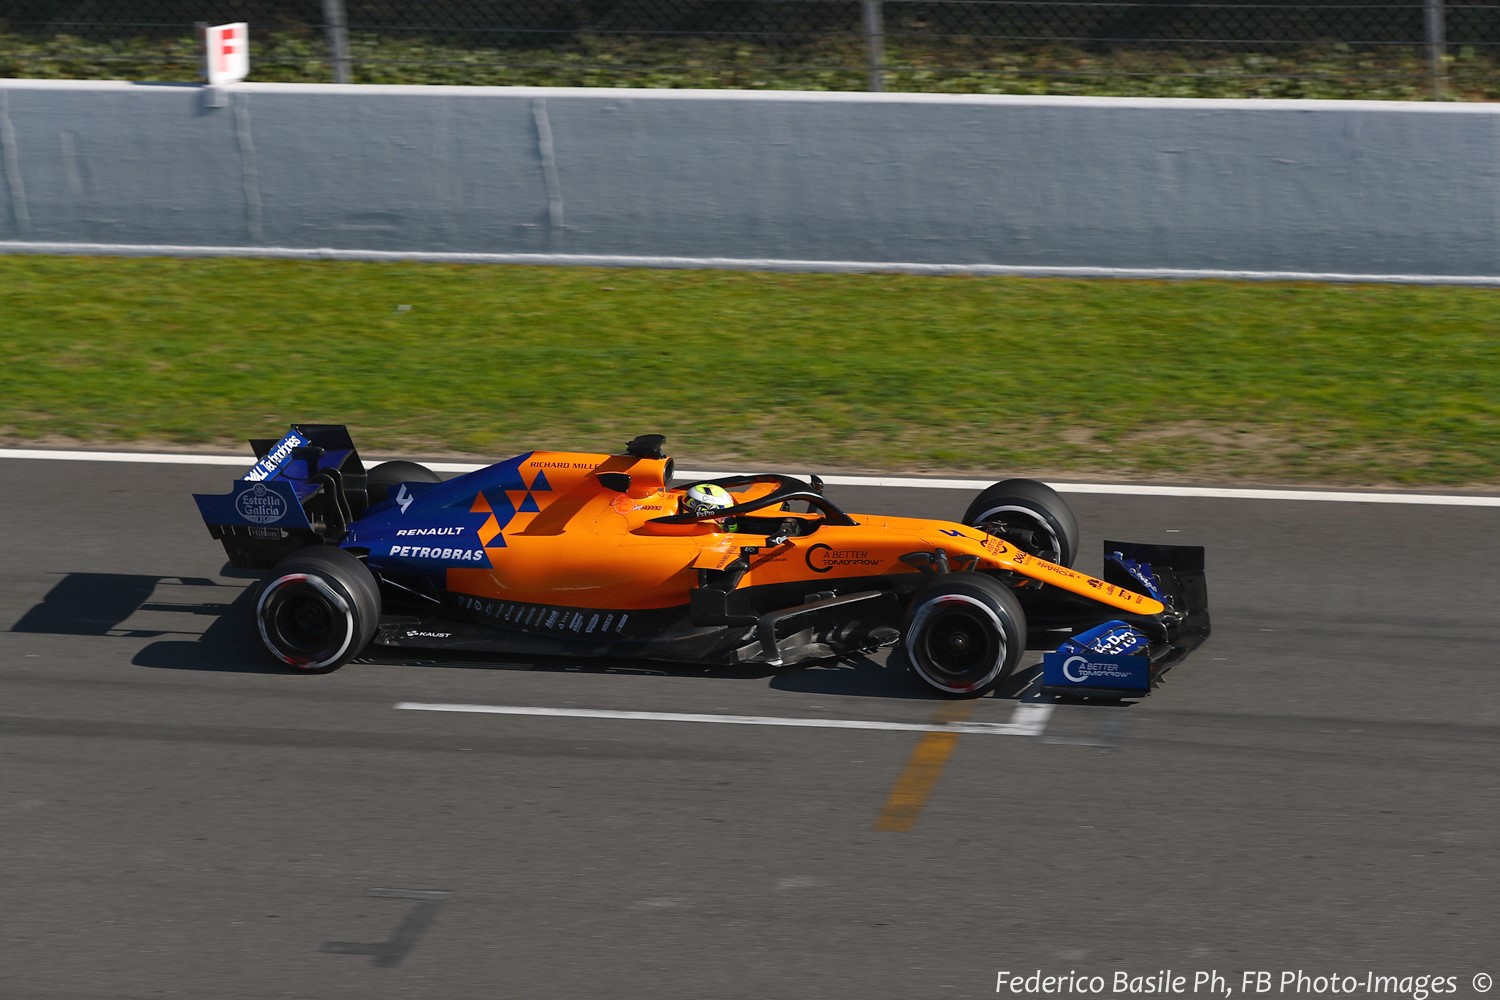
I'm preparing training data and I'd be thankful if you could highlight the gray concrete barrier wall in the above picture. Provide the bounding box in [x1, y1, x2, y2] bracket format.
[2, 79, 1497, 280]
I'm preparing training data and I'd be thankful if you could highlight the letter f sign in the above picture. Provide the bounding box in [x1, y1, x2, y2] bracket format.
[204, 22, 250, 84]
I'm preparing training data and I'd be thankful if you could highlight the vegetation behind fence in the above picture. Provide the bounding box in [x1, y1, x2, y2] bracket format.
[4, 1, 1500, 99]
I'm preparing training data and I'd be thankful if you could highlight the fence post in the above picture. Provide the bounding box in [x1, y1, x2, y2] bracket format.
[322, 0, 352, 84]
[1424, 0, 1447, 99]
[861, 0, 886, 92]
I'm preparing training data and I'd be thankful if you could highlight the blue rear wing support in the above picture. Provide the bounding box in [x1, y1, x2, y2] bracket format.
[193, 424, 370, 568]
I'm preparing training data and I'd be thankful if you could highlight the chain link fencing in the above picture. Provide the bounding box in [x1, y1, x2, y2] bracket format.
[4, 1, 1500, 99]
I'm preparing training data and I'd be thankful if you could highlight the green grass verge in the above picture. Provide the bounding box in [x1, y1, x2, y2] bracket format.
[2, 255, 1496, 488]
[3, 30, 1496, 101]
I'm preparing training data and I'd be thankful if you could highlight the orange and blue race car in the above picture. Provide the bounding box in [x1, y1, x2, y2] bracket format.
[193, 425, 1210, 698]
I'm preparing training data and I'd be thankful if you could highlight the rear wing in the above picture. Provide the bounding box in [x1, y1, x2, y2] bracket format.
[193, 424, 370, 568]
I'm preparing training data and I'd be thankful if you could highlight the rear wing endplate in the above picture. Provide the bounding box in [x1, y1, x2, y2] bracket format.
[192, 424, 368, 567]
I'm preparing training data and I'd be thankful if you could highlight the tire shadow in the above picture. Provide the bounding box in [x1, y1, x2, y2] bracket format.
[130, 581, 285, 673]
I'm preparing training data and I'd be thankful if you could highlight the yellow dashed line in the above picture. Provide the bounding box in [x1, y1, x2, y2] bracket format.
[873, 702, 975, 832]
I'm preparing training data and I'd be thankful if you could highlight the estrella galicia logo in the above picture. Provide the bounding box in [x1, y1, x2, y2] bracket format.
[235, 481, 287, 525]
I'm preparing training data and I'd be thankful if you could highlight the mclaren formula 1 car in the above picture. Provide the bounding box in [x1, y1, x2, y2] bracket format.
[193, 425, 1210, 698]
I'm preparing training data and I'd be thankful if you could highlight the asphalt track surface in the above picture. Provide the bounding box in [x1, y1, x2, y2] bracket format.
[3, 455, 1497, 1000]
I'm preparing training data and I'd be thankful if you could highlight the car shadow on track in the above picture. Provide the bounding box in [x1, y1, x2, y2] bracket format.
[11, 572, 217, 638]
[768, 650, 1037, 702]
[354, 647, 950, 700]
[360, 641, 1047, 702]
[12, 571, 1088, 701]
[7, 571, 283, 673]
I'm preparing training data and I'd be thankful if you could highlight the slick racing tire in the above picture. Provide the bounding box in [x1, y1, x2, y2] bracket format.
[256, 546, 381, 673]
[902, 572, 1026, 698]
[366, 460, 442, 507]
[962, 478, 1080, 568]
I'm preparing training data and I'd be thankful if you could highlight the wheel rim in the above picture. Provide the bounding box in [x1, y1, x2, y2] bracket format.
[973, 503, 1065, 563]
[909, 594, 1007, 693]
[257, 572, 356, 669]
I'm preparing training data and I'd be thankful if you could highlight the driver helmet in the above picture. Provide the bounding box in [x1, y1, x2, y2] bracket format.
[681, 483, 735, 523]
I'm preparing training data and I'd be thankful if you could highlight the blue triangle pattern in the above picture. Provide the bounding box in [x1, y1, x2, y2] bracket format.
[483, 487, 519, 549]
[488, 489, 518, 525]
[492, 456, 529, 493]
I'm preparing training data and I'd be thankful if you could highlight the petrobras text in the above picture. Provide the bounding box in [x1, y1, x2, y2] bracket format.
[389, 544, 487, 562]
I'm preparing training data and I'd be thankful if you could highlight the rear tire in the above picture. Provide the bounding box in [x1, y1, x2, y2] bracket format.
[366, 460, 442, 506]
[902, 572, 1027, 697]
[256, 546, 381, 673]
[962, 478, 1079, 567]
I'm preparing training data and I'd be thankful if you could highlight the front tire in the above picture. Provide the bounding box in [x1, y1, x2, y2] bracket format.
[902, 572, 1027, 697]
[962, 478, 1080, 567]
[256, 546, 381, 673]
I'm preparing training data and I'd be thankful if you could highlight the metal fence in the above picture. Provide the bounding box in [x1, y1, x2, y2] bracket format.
[4, 1, 1499, 98]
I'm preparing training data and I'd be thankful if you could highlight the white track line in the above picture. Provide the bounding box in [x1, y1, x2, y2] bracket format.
[7, 240, 1500, 285]
[2, 446, 1496, 505]
[395, 701, 1054, 737]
